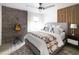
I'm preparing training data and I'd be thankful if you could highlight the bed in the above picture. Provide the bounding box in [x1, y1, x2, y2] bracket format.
[24, 22, 68, 55]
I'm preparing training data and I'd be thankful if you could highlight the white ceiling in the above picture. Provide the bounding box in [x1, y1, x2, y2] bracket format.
[0, 3, 77, 13]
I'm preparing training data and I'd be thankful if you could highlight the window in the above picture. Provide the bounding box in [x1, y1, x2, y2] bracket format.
[30, 16, 42, 31]
[33, 16, 39, 23]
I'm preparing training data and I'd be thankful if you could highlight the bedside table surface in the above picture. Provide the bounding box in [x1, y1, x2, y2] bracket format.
[67, 35, 79, 41]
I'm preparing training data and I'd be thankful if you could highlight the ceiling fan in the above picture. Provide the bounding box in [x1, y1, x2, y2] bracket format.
[38, 3, 55, 10]
[26, 3, 55, 12]
[26, 3, 55, 10]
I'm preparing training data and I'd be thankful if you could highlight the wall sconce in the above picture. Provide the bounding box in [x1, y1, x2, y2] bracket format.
[15, 17, 21, 32]
[15, 23, 21, 32]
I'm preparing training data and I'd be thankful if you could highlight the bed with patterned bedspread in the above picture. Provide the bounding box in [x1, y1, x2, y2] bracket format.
[24, 31, 64, 55]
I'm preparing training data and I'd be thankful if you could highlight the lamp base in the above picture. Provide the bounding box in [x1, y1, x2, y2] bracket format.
[71, 33, 75, 36]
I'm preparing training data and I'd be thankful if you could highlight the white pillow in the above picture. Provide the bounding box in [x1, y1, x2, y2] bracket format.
[54, 27, 60, 34]
[43, 26, 49, 32]
[43, 24, 52, 32]
[54, 25, 64, 34]
[43, 25, 51, 32]
[58, 25, 64, 31]
[60, 32, 65, 40]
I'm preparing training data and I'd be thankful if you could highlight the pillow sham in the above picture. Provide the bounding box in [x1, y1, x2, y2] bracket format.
[57, 25, 64, 32]
[60, 32, 65, 40]
[54, 25, 64, 34]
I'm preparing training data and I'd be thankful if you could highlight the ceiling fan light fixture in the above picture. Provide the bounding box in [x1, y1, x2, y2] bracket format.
[38, 3, 44, 13]
[38, 7, 44, 10]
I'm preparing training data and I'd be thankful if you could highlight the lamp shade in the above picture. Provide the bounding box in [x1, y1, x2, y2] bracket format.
[70, 24, 77, 29]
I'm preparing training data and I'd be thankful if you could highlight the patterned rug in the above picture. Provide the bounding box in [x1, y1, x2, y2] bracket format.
[10, 44, 34, 55]
[10, 44, 79, 55]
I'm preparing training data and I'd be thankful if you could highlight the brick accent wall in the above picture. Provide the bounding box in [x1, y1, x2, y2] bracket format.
[2, 6, 27, 44]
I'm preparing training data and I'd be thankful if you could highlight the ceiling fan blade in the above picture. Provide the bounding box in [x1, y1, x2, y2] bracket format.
[44, 5, 55, 9]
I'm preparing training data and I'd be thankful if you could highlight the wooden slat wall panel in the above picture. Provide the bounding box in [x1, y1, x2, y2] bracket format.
[57, 10, 61, 22]
[75, 4, 79, 36]
[76, 4, 79, 24]
[63, 8, 66, 22]
[58, 9, 62, 22]
[61, 9, 64, 22]
[57, 4, 79, 38]
[67, 7, 72, 24]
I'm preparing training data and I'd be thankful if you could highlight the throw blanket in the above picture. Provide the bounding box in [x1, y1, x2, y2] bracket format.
[28, 31, 59, 54]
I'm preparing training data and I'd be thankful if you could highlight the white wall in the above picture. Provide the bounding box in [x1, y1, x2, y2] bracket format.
[0, 5, 2, 46]
[43, 3, 76, 24]
[43, 7, 57, 24]
[27, 7, 58, 32]
[27, 11, 44, 32]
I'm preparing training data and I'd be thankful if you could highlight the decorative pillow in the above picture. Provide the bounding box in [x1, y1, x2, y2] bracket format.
[50, 25, 55, 33]
[43, 26, 50, 32]
[50, 28, 54, 32]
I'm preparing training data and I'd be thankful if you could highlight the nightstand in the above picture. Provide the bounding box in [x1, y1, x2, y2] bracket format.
[66, 35, 79, 48]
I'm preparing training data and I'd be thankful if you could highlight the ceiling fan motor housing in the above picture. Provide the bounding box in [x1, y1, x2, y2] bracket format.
[38, 3, 44, 10]
[38, 7, 44, 9]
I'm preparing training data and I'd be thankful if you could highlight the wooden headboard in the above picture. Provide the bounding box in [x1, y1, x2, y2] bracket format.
[57, 4, 79, 37]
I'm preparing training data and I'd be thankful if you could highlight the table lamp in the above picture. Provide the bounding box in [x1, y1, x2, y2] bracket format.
[70, 24, 77, 36]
